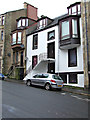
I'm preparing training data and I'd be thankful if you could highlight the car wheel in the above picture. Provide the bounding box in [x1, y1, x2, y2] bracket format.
[45, 83, 51, 90]
[26, 80, 31, 86]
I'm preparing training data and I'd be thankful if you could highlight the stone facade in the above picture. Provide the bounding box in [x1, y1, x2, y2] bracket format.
[0, 2, 38, 79]
[3, 9, 27, 75]
[81, 0, 90, 88]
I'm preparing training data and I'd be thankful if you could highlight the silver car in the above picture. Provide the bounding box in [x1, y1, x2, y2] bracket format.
[23, 73, 64, 90]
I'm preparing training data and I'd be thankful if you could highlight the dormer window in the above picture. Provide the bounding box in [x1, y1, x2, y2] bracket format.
[17, 18, 29, 28]
[17, 20, 21, 27]
[37, 18, 47, 29]
[72, 6, 76, 15]
[68, 3, 81, 15]
[22, 19, 25, 26]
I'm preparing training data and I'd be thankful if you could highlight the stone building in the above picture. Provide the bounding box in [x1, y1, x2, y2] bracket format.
[0, 2, 38, 79]
[0, 14, 5, 73]
[81, 0, 90, 88]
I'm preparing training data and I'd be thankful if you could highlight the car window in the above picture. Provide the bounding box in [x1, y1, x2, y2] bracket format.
[42, 74, 49, 78]
[52, 75, 62, 80]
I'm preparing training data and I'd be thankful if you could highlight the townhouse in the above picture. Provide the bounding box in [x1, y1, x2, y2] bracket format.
[26, 2, 86, 88]
[0, 2, 38, 79]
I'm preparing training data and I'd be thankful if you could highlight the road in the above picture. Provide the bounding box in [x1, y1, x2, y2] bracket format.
[1, 80, 89, 118]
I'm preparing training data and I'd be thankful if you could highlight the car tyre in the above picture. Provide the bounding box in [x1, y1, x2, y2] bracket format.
[26, 80, 31, 86]
[45, 83, 51, 90]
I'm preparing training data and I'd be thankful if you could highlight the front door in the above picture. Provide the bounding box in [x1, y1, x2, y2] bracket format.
[47, 42, 55, 74]
[47, 42, 55, 59]
[20, 51, 23, 66]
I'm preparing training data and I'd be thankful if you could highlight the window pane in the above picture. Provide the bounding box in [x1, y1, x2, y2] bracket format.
[69, 74, 77, 83]
[1, 31, 3, 41]
[72, 6, 76, 15]
[18, 32, 22, 44]
[12, 33, 16, 45]
[48, 31, 55, 40]
[16, 52, 18, 63]
[32, 56, 37, 69]
[62, 21, 69, 40]
[68, 48, 77, 67]
[22, 19, 25, 26]
[33, 34, 38, 50]
[17, 20, 21, 27]
[72, 19, 78, 38]
[0, 17, 1, 25]
[13, 52, 15, 64]
[78, 5, 81, 14]
[2, 16, 4, 25]
[69, 8, 71, 15]
[26, 19, 28, 26]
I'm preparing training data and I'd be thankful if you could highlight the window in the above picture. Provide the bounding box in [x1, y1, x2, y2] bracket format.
[61, 20, 70, 40]
[22, 19, 25, 26]
[26, 19, 28, 26]
[60, 74, 67, 83]
[37, 19, 47, 29]
[17, 20, 21, 27]
[68, 48, 77, 67]
[72, 19, 78, 38]
[12, 33, 16, 45]
[78, 5, 81, 14]
[18, 32, 22, 44]
[16, 51, 18, 63]
[33, 34, 38, 50]
[1, 31, 3, 41]
[2, 16, 4, 25]
[72, 6, 76, 15]
[13, 52, 15, 64]
[0, 17, 1, 25]
[32, 56, 37, 69]
[0, 47, 2, 56]
[0, 59, 1, 73]
[69, 74, 77, 84]
[48, 30, 55, 40]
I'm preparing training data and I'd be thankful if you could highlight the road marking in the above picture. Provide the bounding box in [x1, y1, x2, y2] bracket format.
[61, 93, 66, 95]
[71, 95, 90, 102]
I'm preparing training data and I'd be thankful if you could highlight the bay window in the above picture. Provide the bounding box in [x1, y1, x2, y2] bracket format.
[12, 31, 22, 45]
[18, 32, 22, 44]
[12, 33, 16, 45]
[72, 19, 78, 38]
[61, 20, 70, 40]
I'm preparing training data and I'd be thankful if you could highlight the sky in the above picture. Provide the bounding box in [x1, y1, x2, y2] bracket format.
[0, 0, 81, 19]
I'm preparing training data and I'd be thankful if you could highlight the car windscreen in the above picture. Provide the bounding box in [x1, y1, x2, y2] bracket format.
[52, 75, 62, 80]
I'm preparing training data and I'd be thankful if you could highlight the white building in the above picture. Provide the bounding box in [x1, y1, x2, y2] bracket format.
[25, 2, 84, 87]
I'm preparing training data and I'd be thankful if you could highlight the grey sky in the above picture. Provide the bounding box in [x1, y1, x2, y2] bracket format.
[0, 0, 80, 18]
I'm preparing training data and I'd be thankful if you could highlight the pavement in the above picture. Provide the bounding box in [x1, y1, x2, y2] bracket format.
[3, 78, 90, 97]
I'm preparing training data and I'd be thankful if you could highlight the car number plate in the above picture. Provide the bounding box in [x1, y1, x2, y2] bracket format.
[58, 85, 62, 87]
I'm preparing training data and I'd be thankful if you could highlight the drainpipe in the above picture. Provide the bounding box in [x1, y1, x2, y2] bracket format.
[84, 0, 89, 88]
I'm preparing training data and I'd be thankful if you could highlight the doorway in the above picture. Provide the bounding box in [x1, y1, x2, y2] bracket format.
[47, 42, 55, 74]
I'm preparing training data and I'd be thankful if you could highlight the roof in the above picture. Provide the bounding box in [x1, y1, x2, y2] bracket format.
[26, 13, 68, 36]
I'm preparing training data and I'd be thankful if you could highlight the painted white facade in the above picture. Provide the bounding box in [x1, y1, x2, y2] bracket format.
[25, 2, 84, 87]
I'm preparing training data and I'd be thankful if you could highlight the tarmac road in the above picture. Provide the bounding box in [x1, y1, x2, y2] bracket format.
[1, 80, 89, 118]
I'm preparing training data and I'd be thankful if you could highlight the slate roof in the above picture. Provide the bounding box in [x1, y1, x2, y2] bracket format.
[26, 13, 68, 36]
